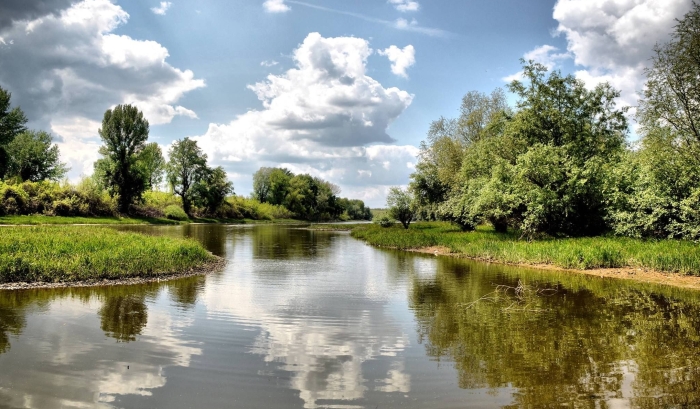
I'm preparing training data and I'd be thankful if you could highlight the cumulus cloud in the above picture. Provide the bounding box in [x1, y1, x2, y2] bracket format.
[194, 33, 417, 206]
[389, 0, 420, 12]
[502, 44, 571, 82]
[0, 0, 204, 177]
[552, 0, 693, 113]
[379, 45, 416, 78]
[0, 0, 75, 30]
[151, 1, 172, 15]
[263, 0, 290, 13]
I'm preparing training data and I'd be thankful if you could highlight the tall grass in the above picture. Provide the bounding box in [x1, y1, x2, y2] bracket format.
[350, 222, 700, 275]
[0, 226, 217, 283]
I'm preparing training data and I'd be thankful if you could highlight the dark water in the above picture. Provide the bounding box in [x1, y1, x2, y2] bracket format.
[1, 225, 700, 408]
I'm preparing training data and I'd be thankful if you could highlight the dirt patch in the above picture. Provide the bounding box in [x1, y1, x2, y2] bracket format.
[406, 247, 700, 291]
[0, 257, 226, 291]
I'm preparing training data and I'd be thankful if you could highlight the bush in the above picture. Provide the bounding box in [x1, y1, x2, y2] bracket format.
[376, 216, 394, 228]
[164, 205, 188, 221]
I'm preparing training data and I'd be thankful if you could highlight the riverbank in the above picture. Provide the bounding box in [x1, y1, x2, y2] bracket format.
[311, 222, 700, 289]
[0, 226, 223, 287]
[0, 214, 306, 226]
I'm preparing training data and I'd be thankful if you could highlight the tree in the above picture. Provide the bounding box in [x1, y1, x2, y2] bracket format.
[444, 61, 627, 236]
[95, 104, 149, 213]
[252, 167, 273, 202]
[137, 142, 165, 190]
[5, 130, 68, 182]
[387, 187, 415, 229]
[0, 87, 28, 179]
[192, 166, 234, 214]
[167, 137, 208, 216]
[638, 2, 700, 144]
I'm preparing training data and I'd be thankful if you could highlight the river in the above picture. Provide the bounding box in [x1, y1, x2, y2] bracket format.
[1, 224, 699, 408]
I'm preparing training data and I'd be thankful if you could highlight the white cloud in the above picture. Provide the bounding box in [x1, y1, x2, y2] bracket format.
[502, 44, 571, 82]
[552, 0, 693, 113]
[260, 60, 279, 67]
[263, 0, 290, 13]
[0, 0, 205, 180]
[379, 45, 416, 78]
[194, 33, 416, 207]
[150, 1, 172, 15]
[389, 0, 420, 12]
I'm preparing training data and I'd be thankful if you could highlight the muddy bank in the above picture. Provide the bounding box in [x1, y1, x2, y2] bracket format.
[0, 257, 226, 291]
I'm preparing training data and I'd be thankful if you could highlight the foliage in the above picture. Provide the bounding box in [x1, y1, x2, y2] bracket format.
[0, 226, 215, 283]
[164, 205, 189, 221]
[638, 2, 700, 144]
[5, 130, 68, 182]
[137, 142, 166, 190]
[166, 137, 208, 216]
[192, 166, 234, 214]
[94, 104, 150, 213]
[443, 62, 627, 237]
[227, 196, 294, 220]
[0, 180, 114, 217]
[375, 216, 393, 227]
[0, 86, 28, 179]
[386, 186, 415, 229]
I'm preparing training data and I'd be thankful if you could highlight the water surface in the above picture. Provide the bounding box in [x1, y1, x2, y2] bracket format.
[1, 225, 699, 408]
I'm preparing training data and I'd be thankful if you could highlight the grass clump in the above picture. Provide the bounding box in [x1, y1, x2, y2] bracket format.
[348, 222, 700, 275]
[164, 205, 189, 221]
[0, 226, 217, 283]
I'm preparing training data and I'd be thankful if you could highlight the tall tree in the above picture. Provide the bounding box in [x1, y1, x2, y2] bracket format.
[0, 87, 28, 179]
[95, 104, 149, 213]
[137, 142, 166, 190]
[192, 166, 234, 214]
[387, 187, 415, 229]
[6, 130, 68, 182]
[167, 137, 208, 216]
[638, 2, 700, 143]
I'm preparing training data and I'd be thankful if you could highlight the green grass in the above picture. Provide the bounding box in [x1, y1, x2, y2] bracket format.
[348, 222, 700, 275]
[0, 214, 308, 226]
[0, 226, 218, 283]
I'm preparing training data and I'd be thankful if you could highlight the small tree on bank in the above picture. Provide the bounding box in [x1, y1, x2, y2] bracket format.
[167, 137, 208, 216]
[95, 104, 149, 213]
[0, 87, 28, 179]
[387, 186, 415, 229]
[6, 130, 68, 182]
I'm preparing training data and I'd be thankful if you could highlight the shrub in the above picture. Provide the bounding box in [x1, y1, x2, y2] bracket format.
[164, 205, 188, 221]
[376, 216, 394, 228]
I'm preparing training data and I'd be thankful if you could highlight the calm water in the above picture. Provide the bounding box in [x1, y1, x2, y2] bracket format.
[1, 225, 700, 408]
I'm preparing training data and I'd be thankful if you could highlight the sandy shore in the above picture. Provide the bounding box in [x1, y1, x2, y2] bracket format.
[410, 246, 700, 290]
[0, 257, 226, 290]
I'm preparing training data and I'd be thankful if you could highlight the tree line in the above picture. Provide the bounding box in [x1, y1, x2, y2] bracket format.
[0, 94, 372, 221]
[393, 4, 700, 239]
[253, 167, 372, 221]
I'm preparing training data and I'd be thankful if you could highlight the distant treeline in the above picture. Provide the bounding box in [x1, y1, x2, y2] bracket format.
[253, 167, 372, 221]
[405, 4, 700, 240]
[0, 95, 371, 222]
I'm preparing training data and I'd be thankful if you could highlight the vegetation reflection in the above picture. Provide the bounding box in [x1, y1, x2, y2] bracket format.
[409, 257, 700, 407]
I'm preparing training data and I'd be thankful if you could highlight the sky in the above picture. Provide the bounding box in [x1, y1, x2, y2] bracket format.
[0, 0, 694, 207]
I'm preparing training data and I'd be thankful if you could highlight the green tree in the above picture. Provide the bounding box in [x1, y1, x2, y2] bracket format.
[445, 62, 627, 236]
[5, 130, 68, 182]
[95, 104, 150, 213]
[137, 142, 165, 190]
[638, 2, 700, 143]
[192, 166, 234, 214]
[0, 87, 28, 179]
[167, 137, 208, 216]
[252, 167, 273, 202]
[387, 186, 415, 229]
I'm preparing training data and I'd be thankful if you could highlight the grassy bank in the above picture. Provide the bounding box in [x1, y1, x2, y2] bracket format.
[0, 214, 307, 226]
[0, 226, 218, 284]
[334, 222, 700, 275]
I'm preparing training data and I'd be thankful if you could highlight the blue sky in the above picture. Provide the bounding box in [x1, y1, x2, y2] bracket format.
[0, 0, 693, 206]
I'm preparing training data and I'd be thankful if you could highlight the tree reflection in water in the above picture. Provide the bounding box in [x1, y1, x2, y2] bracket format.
[409, 257, 700, 407]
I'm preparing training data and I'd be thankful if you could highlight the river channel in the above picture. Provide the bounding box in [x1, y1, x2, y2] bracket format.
[1, 224, 699, 408]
